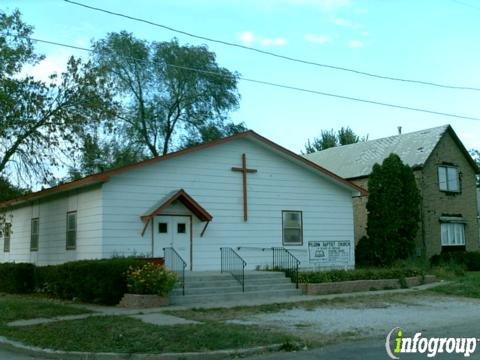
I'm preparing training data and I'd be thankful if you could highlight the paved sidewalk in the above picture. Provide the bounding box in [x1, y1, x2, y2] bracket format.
[161, 281, 447, 311]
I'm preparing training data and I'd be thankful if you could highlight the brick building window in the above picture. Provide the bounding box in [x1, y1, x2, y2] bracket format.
[438, 166, 459, 192]
[441, 222, 465, 246]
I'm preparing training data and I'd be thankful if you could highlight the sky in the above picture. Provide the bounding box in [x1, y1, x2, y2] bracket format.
[3, 0, 480, 154]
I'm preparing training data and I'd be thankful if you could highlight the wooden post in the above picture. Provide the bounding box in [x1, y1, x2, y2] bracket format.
[231, 153, 257, 221]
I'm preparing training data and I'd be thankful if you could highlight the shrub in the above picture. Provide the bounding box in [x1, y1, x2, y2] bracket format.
[126, 262, 176, 296]
[430, 251, 480, 272]
[355, 236, 378, 267]
[298, 268, 424, 284]
[36, 258, 144, 305]
[0, 262, 36, 293]
[363, 154, 421, 266]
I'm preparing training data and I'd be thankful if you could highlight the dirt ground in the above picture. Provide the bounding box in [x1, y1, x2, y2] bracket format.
[228, 293, 480, 339]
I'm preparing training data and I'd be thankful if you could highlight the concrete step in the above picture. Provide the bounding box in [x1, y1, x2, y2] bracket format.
[169, 271, 302, 305]
[181, 271, 288, 282]
[171, 283, 296, 296]
[180, 277, 293, 289]
[170, 288, 302, 305]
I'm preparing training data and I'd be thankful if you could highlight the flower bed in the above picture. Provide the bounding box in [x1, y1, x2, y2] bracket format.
[300, 275, 437, 295]
[298, 268, 424, 284]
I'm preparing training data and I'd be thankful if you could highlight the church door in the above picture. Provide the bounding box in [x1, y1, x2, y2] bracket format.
[154, 215, 191, 269]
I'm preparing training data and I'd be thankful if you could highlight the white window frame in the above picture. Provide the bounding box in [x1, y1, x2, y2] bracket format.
[31, 218, 39, 251]
[282, 210, 303, 246]
[441, 222, 465, 246]
[66, 211, 77, 250]
[3, 223, 11, 253]
[438, 165, 460, 193]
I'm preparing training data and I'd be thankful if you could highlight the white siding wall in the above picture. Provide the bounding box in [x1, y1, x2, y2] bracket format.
[102, 138, 355, 270]
[0, 187, 103, 265]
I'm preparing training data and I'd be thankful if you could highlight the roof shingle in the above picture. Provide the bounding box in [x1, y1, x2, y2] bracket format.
[305, 125, 450, 179]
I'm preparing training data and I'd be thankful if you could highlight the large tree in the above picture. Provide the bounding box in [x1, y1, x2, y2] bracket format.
[303, 126, 366, 154]
[0, 10, 115, 186]
[356, 154, 421, 266]
[91, 32, 240, 158]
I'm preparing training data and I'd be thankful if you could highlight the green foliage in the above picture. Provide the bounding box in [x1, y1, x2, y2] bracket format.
[470, 149, 479, 187]
[126, 262, 176, 296]
[66, 132, 144, 180]
[0, 177, 29, 202]
[0, 263, 36, 293]
[0, 9, 115, 185]
[359, 153, 421, 266]
[303, 126, 367, 154]
[0, 316, 296, 353]
[430, 251, 480, 271]
[92, 32, 240, 157]
[430, 272, 480, 299]
[36, 258, 144, 305]
[180, 122, 248, 149]
[0, 295, 90, 324]
[297, 268, 424, 284]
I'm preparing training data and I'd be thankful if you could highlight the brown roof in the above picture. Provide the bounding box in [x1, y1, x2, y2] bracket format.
[0, 130, 367, 208]
[141, 189, 213, 222]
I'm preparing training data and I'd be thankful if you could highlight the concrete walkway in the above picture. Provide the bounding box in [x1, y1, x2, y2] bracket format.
[7, 308, 199, 328]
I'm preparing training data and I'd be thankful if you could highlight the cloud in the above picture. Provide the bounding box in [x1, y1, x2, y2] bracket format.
[304, 33, 331, 44]
[348, 40, 364, 48]
[333, 17, 360, 29]
[286, 0, 350, 10]
[237, 31, 287, 47]
[354, 7, 368, 14]
[21, 52, 70, 83]
[238, 31, 255, 46]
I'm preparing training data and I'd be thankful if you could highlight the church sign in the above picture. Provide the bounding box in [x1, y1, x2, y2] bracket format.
[308, 240, 351, 265]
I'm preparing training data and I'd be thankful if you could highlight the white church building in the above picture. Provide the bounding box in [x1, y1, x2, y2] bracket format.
[0, 131, 365, 271]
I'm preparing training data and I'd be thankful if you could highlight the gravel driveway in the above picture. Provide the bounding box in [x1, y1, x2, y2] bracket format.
[229, 294, 480, 338]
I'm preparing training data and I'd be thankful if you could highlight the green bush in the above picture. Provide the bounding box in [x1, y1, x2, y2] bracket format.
[298, 268, 424, 284]
[0, 262, 36, 293]
[36, 258, 144, 305]
[430, 251, 480, 272]
[126, 262, 176, 296]
[363, 154, 421, 266]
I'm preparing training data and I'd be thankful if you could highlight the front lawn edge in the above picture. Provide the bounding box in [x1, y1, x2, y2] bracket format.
[0, 335, 299, 360]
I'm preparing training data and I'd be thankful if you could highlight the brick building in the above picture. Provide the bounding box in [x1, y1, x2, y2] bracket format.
[306, 125, 480, 259]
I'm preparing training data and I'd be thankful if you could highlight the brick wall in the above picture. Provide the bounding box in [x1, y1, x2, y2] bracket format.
[421, 133, 480, 258]
[350, 132, 479, 259]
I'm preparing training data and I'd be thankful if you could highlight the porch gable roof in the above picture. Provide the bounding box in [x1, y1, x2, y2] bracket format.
[140, 189, 213, 222]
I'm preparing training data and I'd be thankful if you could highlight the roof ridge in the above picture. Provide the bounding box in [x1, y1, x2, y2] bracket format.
[307, 124, 450, 155]
[0, 130, 366, 208]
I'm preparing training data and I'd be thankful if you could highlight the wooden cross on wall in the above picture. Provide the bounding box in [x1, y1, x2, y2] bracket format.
[231, 153, 257, 222]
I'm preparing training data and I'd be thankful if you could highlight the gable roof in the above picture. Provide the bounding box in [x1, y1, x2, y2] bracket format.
[141, 189, 213, 222]
[0, 130, 366, 209]
[305, 125, 479, 180]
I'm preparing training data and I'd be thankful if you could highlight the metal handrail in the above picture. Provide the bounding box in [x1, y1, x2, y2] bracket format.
[163, 247, 187, 295]
[220, 247, 247, 292]
[272, 247, 301, 289]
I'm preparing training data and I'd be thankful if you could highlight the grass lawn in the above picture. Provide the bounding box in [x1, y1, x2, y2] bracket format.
[1, 316, 298, 353]
[0, 294, 298, 353]
[430, 271, 480, 298]
[0, 294, 90, 323]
